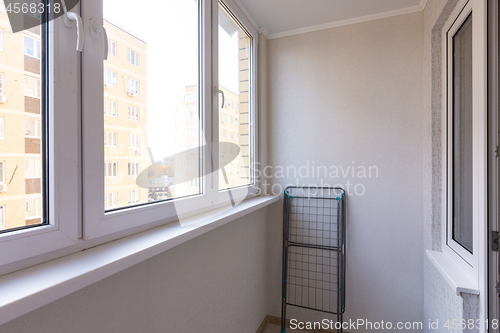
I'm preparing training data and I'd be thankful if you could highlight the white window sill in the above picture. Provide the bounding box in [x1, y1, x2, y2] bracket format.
[0, 195, 279, 326]
[426, 250, 479, 296]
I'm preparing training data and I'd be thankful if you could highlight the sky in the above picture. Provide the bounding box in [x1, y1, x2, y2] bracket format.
[103, 0, 241, 160]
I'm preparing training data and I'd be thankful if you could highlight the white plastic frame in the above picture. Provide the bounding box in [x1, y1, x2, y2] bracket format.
[212, 0, 259, 207]
[441, 0, 488, 316]
[82, 0, 215, 240]
[0, 13, 81, 269]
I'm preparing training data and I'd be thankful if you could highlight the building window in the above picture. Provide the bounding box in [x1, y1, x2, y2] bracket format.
[108, 39, 116, 57]
[0, 161, 4, 183]
[128, 189, 140, 204]
[230, 116, 233, 124]
[25, 197, 41, 220]
[127, 49, 139, 66]
[104, 162, 117, 178]
[104, 131, 117, 147]
[0, 73, 4, 95]
[0, 206, 4, 229]
[230, 132, 233, 140]
[24, 76, 41, 98]
[0, 117, 4, 140]
[25, 118, 41, 138]
[128, 134, 140, 149]
[185, 94, 196, 103]
[104, 100, 117, 117]
[127, 78, 139, 95]
[105, 192, 117, 210]
[449, 13, 473, 254]
[128, 106, 139, 121]
[24, 35, 41, 59]
[221, 113, 226, 123]
[104, 69, 117, 88]
[128, 162, 139, 176]
[25, 158, 41, 178]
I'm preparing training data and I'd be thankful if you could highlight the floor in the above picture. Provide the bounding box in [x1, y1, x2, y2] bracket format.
[263, 323, 307, 333]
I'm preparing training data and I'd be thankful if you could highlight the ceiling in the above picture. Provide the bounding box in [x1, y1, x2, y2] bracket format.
[236, 0, 426, 39]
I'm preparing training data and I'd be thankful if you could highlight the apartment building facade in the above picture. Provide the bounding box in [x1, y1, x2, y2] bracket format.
[103, 18, 148, 210]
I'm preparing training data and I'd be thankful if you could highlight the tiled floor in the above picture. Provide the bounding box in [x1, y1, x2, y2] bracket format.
[263, 323, 307, 333]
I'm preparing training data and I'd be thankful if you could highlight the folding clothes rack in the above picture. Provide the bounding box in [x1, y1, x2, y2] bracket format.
[281, 186, 346, 333]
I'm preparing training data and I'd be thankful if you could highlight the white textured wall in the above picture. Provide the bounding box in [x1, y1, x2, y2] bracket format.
[0, 208, 273, 333]
[265, 12, 425, 332]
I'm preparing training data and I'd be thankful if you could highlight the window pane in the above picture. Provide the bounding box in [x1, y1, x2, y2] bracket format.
[218, 3, 254, 190]
[452, 14, 473, 252]
[0, 14, 45, 232]
[103, 1, 201, 211]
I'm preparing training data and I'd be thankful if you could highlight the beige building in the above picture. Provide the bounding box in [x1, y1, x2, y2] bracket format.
[0, 8, 43, 230]
[103, 17, 148, 210]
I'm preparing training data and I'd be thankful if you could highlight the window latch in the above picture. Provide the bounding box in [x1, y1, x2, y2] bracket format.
[215, 86, 225, 109]
[495, 145, 499, 157]
[90, 18, 109, 61]
[61, 0, 84, 52]
[492, 231, 499, 251]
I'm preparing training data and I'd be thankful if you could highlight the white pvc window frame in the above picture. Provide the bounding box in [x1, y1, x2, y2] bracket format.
[108, 39, 116, 57]
[81, 0, 258, 241]
[442, 0, 488, 294]
[127, 49, 139, 67]
[0, 117, 5, 140]
[0, 161, 4, 184]
[126, 77, 139, 95]
[24, 76, 41, 98]
[0, 206, 4, 229]
[0, 14, 80, 270]
[24, 35, 41, 59]
[0, 73, 4, 95]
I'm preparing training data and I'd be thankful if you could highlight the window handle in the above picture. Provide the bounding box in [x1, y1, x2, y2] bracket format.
[90, 18, 108, 60]
[217, 88, 225, 109]
[61, 0, 84, 52]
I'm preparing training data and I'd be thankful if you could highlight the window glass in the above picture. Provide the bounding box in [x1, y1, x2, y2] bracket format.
[451, 14, 473, 252]
[127, 49, 139, 66]
[24, 35, 41, 59]
[0, 11, 45, 233]
[24, 118, 40, 137]
[25, 158, 41, 178]
[104, 69, 117, 88]
[24, 76, 41, 98]
[104, 99, 117, 116]
[0, 206, 4, 229]
[0, 73, 4, 95]
[218, 3, 254, 190]
[128, 106, 139, 121]
[103, 0, 201, 211]
[0, 117, 4, 139]
[108, 39, 116, 57]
